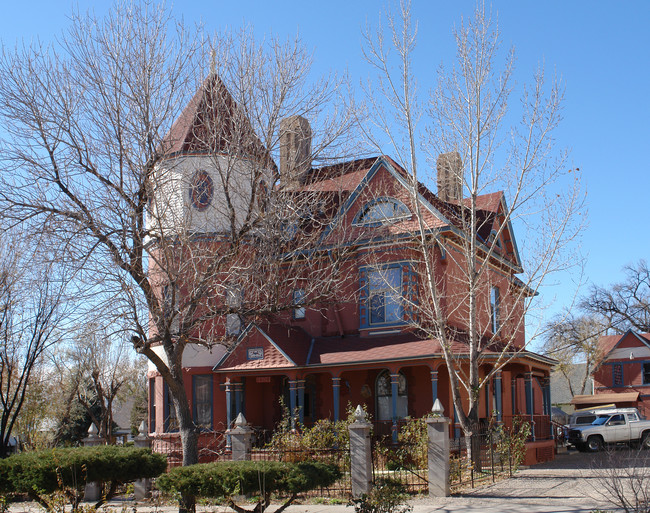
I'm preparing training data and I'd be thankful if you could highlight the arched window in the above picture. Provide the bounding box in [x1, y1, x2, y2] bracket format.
[353, 197, 410, 226]
[376, 370, 408, 421]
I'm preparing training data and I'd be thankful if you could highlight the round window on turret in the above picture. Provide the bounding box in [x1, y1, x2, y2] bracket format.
[189, 171, 214, 211]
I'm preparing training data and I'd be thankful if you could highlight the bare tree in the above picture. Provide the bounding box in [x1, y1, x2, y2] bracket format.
[362, 1, 584, 457]
[592, 449, 650, 513]
[56, 327, 137, 442]
[0, 0, 357, 480]
[543, 313, 605, 397]
[582, 260, 650, 333]
[0, 232, 65, 458]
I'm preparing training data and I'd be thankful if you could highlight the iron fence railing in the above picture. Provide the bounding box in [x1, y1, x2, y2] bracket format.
[449, 432, 517, 491]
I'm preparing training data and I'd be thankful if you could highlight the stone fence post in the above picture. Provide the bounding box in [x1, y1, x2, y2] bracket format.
[348, 405, 372, 498]
[227, 413, 253, 461]
[82, 424, 104, 502]
[134, 421, 152, 500]
[427, 399, 450, 497]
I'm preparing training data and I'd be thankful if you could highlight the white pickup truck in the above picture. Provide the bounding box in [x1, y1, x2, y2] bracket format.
[567, 408, 650, 452]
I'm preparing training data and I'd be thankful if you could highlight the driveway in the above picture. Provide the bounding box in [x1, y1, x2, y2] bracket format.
[406, 447, 650, 512]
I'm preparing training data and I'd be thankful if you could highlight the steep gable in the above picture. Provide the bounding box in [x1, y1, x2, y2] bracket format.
[214, 323, 311, 372]
[161, 73, 274, 169]
[315, 156, 452, 247]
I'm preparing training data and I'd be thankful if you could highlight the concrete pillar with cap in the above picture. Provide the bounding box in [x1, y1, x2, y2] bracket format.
[427, 399, 450, 497]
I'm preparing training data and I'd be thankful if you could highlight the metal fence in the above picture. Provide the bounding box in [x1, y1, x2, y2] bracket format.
[449, 433, 518, 491]
[371, 433, 428, 493]
[151, 430, 229, 468]
[150, 416, 540, 496]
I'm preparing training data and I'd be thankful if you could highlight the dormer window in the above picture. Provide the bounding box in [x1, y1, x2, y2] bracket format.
[353, 197, 410, 226]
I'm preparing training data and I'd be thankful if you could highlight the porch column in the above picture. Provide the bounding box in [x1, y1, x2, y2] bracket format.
[297, 379, 305, 425]
[289, 379, 298, 430]
[541, 377, 551, 416]
[332, 376, 341, 422]
[390, 373, 400, 443]
[233, 381, 244, 417]
[430, 370, 438, 405]
[511, 377, 516, 414]
[494, 371, 503, 422]
[541, 376, 552, 438]
[525, 372, 535, 440]
[225, 381, 234, 429]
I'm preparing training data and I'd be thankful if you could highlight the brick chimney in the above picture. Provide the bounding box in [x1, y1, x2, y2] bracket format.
[279, 115, 312, 187]
[436, 152, 463, 202]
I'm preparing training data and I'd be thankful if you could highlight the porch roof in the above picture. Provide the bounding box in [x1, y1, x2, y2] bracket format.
[213, 324, 554, 373]
[570, 391, 640, 406]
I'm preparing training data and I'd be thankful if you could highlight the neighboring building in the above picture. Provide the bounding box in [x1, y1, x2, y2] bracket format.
[147, 74, 556, 462]
[574, 330, 650, 418]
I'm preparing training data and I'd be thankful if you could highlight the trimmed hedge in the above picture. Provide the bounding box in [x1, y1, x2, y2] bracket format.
[156, 460, 341, 512]
[0, 445, 167, 503]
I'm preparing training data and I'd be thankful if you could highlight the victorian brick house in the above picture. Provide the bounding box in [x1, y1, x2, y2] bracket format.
[147, 75, 556, 462]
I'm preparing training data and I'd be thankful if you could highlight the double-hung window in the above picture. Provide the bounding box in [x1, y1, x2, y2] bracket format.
[360, 262, 417, 329]
[293, 289, 306, 319]
[163, 382, 178, 433]
[368, 266, 403, 325]
[490, 286, 500, 334]
[226, 286, 242, 336]
[193, 374, 213, 430]
[613, 363, 623, 387]
[643, 362, 650, 385]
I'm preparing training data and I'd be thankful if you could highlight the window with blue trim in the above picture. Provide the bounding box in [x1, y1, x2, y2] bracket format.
[643, 363, 650, 385]
[353, 197, 410, 226]
[613, 363, 623, 387]
[193, 374, 213, 429]
[293, 288, 306, 319]
[163, 382, 178, 433]
[490, 286, 500, 334]
[360, 263, 415, 328]
[226, 286, 242, 336]
[369, 267, 402, 324]
[149, 377, 156, 433]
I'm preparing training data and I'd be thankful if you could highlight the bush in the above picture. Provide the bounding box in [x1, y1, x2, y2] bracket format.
[156, 460, 341, 513]
[349, 478, 412, 513]
[0, 445, 167, 510]
[492, 416, 531, 471]
[266, 401, 369, 463]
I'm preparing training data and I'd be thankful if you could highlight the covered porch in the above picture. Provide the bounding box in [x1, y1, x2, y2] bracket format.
[212, 324, 555, 444]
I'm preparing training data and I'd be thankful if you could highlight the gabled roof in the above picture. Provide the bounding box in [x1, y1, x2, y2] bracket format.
[161, 74, 274, 168]
[214, 322, 312, 372]
[312, 156, 454, 247]
[595, 330, 650, 367]
[296, 155, 522, 273]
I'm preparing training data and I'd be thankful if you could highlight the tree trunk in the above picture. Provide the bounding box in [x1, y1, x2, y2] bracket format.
[171, 381, 199, 513]
[461, 403, 482, 473]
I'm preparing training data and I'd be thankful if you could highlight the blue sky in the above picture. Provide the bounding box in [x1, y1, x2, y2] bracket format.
[2, 1, 649, 344]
